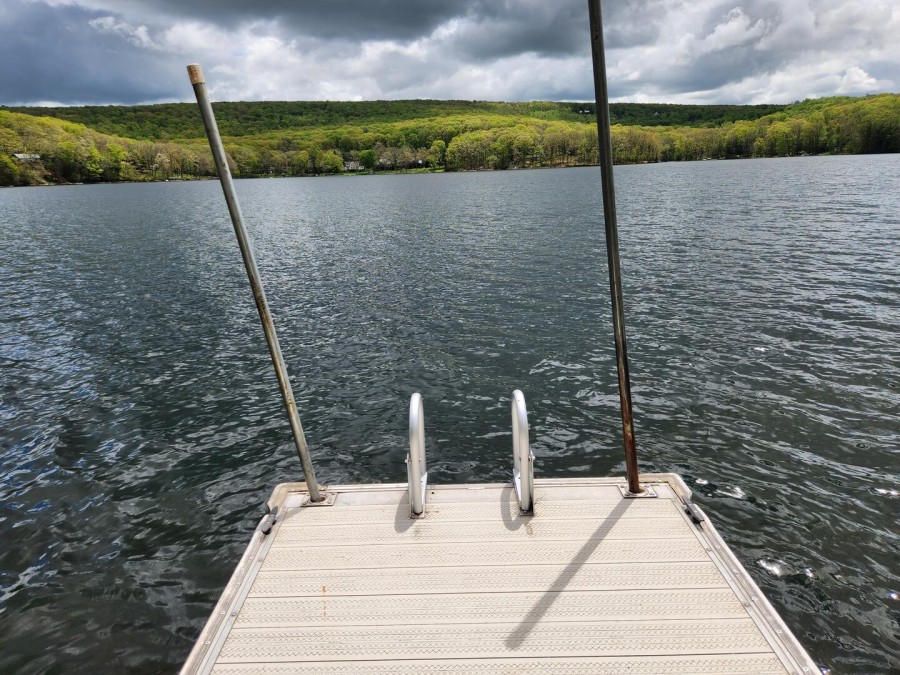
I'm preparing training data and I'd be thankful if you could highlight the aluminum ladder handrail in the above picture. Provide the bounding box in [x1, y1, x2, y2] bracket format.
[512, 389, 535, 514]
[406, 393, 428, 516]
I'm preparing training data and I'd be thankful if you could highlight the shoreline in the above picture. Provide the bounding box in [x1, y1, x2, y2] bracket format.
[2, 151, 883, 189]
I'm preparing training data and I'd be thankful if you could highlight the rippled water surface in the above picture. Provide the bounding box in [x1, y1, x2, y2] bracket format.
[1, 155, 898, 673]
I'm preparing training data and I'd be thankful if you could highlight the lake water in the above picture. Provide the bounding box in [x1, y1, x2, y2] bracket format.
[1, 155, 898, 673]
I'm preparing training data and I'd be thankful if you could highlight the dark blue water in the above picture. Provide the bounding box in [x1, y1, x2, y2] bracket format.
[1, 155, 898, 673]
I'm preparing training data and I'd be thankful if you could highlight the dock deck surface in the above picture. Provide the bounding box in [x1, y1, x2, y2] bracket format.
[183, 475, 817, 674]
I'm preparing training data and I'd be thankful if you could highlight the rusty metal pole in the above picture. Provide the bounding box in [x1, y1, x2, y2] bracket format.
[187, 64, 322, 501]
[587, 1, 642, 494]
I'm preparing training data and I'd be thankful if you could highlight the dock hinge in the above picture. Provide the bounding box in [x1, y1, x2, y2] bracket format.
[682, 498, 706, 524]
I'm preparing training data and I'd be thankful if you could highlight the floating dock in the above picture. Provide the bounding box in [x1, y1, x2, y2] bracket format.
[181, 475, 818, 674]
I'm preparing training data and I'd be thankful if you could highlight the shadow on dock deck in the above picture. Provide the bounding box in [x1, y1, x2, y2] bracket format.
[182, 475, 818, 674]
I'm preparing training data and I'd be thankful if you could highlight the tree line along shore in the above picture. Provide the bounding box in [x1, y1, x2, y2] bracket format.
[0, 94, 896, 187]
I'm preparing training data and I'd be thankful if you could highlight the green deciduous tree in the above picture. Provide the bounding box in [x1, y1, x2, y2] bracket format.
[320, 150, 344, 174]
[359, 148, 377, 171]
[0, 154, 20, 186]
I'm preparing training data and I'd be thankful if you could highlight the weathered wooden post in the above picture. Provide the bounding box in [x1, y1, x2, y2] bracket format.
[587, 1, 643, 495]
[187, 64, 322, 501]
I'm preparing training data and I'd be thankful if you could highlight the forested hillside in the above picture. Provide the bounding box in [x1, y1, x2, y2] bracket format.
[1, 94, 897, 186]
[6, 100, 787, 140]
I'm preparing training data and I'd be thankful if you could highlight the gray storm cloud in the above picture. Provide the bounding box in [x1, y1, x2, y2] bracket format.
[1, 0, 896, 105]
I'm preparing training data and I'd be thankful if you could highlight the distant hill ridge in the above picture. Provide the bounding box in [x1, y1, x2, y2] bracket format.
[1, 94, 897, 186]
[5, 100, 788, 141]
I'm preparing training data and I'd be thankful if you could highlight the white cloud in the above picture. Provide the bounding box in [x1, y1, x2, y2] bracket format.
[159, 21, 233, 54]
[604, 0, 899, 103]
[88, 16, 161, 50]
[836, 66, 880, 95]
[680, 59, 891, 104]
[6, 0, 900, 104]
[701, 8, 769, 54]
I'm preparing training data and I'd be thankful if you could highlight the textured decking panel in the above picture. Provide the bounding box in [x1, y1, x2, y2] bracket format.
[276, 515, 688, 545]
[184, 478, 818, 674]
[250, 562, 727, 596]
[233, 588, 747, 627]
[280, 496, 683, 525]
[218, 619, 771, 661]
[209, 653, 789, 674]
[262, 537, 709, 570]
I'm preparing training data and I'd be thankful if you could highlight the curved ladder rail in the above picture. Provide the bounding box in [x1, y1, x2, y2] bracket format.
[407, 393, 428, 517]
[511, 390, 535, 514]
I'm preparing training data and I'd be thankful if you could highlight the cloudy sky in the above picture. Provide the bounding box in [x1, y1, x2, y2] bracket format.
[1, 0, 897, 106]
